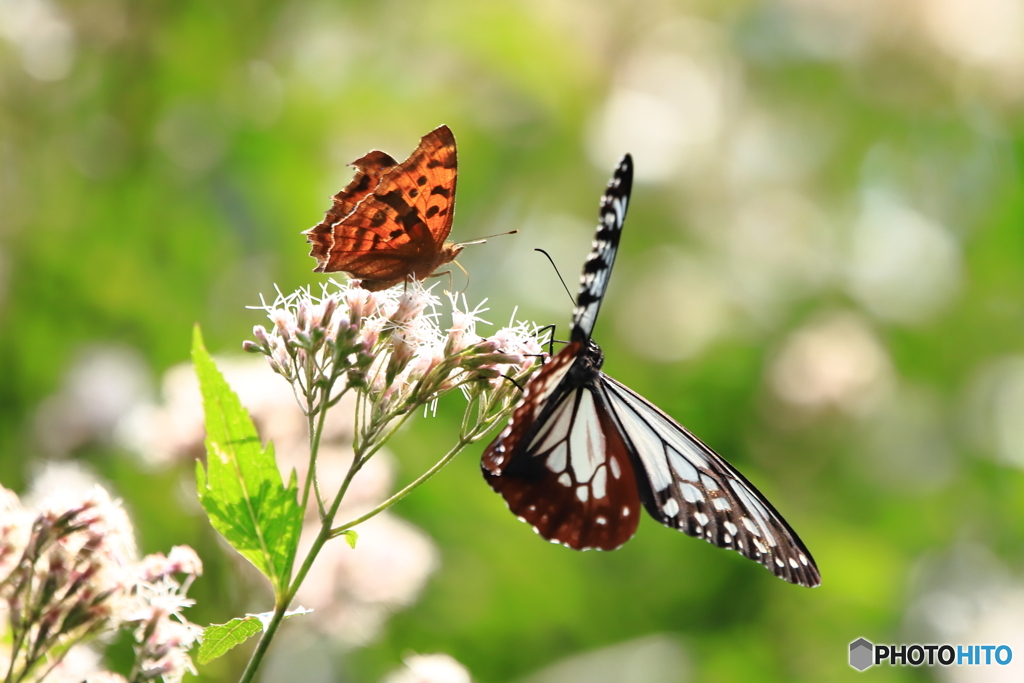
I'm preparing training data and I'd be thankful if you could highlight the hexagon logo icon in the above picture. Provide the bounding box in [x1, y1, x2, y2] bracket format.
[850, 638, 874, 671]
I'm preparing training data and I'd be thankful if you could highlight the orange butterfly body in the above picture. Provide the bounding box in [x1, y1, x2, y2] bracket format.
[304, 126, 463, 291]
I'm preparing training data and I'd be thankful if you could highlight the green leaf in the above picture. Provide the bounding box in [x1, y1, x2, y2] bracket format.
[197, 617, 262, 665]
[192, 326, 303, 596]
[197, 608, 314, 665]
[340, 529, 358, 549]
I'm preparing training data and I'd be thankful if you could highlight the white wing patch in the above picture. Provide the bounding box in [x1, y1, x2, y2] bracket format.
[532, 397, 574, 454]
[570, 391, 605, 483]
[529, 388, 614, 503]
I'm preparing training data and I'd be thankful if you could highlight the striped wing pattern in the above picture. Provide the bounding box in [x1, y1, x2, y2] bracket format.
[482, 343, 643, 551]
[571, 154, 631, 342]
[600, 374, 820, 587]
[483, 153, 820, 587]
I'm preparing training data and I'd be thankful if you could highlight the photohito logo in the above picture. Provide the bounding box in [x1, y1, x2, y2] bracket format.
[849, 637, 1012, 671]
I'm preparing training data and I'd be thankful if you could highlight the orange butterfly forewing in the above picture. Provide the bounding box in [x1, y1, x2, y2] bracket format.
[304, 125, 463, 291]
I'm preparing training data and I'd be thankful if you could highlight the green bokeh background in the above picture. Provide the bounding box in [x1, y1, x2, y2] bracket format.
[3, 0, 1024, 681]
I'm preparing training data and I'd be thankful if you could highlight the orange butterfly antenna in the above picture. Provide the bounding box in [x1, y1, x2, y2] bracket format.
[454, 229, 519, 247]
[438, 230, 519, 294]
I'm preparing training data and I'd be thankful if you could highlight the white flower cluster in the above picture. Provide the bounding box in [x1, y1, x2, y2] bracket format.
[244, 279, 545, 438]
[0, 486, 202, 683]
[381, 652, 472, 683]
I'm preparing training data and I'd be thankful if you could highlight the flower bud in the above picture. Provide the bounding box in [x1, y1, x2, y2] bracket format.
[331, 318, 354, 353]
[385, 332, 416, 385]
[461, 351, 520, 370]
[320, 294, 340, 328]
[252, 325, 271, 349]
[346, 287, 371, 327]
[296, 298, 311, 331]
[391, 290, 428, 327]
[270, 309, 293, 343]
[360, 318, 385, 350]
[309, 326, 326, 352]
[167, 545, 202, 576]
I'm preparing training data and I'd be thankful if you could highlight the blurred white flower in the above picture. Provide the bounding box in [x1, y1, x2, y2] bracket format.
[294, 512, 439, 646]
[724, 109, 832, 193]
[517, 634, 689, 683]
[587, 17, 736, 182]
[722, 190, 837, 324]
[382, 653, 472, 683]
[83, 673, 128, 683]
[0, 0, 76, 81]
[964, 355, 1024, 470]
[614, 248, 734, 363]
[905, 544, 1024, 682]
[846, 188, 962, 325]
[117, 355, 353, 471]
[24, 460, 113, 509]
[40, 484, 139, 575]
[920, 0, 1024, 78]
[45, 645, 103, 683]
[138, 545, 204, 583]
[0, 483, 201, 683]
[0, 487, 30, 579]
[767, 311, 894, 415]
[33, 344, 151, 458]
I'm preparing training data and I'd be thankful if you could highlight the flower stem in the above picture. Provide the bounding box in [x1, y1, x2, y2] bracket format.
[236, 414, 395, 683]
[236, 598, 287, 683]
[331, 436, 472, 536]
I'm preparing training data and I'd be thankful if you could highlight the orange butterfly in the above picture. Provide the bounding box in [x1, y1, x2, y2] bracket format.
[304, 125, 468, 291]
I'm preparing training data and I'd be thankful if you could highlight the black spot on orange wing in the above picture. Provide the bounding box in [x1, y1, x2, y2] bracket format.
[304, 150, 398, 267]
[304, 125, 459, 288]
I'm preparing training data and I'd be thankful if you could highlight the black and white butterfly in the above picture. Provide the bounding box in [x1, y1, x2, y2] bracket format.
[482, 154, 820, 587]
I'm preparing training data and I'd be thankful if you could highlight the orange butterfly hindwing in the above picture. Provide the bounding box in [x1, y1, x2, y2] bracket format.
[303, 125, 462, 291]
